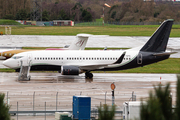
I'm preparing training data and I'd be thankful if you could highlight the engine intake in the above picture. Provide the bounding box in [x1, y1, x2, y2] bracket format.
[61, 66, 81, 75]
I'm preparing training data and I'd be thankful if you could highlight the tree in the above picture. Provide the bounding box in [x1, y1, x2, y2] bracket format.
[81, 9, 92, 21]
[42, 10, 50, 21]
[72, 2, 82, 21]
[141, 75, 180, 120]
[98, 104, 116, 120]
[3, 14, 14, 20]
[15, 9, 28, 20]
[0, 93, 10, 120]
[58, 9, 69, 20]
[140, 92, 164, 120]
[175, 75, 180, 120]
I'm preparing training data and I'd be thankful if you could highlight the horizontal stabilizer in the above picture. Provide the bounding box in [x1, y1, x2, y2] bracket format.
[153, 52, 177, 56]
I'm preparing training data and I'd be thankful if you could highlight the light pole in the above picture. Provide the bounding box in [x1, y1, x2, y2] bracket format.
[103, 3, 111, 26]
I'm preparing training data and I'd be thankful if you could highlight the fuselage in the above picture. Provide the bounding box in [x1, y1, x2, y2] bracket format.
[2, 49, 170, 72]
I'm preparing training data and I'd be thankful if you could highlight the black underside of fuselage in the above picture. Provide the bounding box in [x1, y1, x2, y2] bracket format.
[100, 52, 170, 71]
[15, 65, 61, 72]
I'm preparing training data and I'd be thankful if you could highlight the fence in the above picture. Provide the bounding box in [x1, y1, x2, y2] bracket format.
[74, 21, 180, 26]
[3, 91, 127, 120]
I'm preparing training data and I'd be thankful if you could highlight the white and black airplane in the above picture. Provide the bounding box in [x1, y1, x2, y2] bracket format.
[3, 19, 176, 79]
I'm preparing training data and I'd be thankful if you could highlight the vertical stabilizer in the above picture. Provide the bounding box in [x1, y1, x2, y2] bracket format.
[68, 34, 91, 50]
[140, 19, 173, 52]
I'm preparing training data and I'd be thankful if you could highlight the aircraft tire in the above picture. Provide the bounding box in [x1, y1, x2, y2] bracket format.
[27, 76, 31, 81]
[85, 72, 93, 79]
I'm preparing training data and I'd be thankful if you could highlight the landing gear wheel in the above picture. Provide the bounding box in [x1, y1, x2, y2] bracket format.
[27, 76, 31, 81]
[85, 72, 93, 79]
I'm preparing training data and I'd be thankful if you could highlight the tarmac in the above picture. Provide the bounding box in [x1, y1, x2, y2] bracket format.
[0, 35, 180, 49]
[0, 72, 178, 120]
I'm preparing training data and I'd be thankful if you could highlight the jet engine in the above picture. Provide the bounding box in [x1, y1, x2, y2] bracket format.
[61, 66, 82, 75]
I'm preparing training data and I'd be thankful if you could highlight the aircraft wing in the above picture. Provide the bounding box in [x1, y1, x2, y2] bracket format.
[78, 52, 126, 70]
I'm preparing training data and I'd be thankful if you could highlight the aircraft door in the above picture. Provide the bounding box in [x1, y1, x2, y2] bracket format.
[27, 53, 32, 65]
[137, 53, 142, 64]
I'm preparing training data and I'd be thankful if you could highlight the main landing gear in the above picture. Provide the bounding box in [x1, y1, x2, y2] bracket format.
[85, 72, 93, 79]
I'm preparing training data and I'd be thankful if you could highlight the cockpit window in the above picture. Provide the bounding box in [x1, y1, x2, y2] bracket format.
[12, 56, 23, 59]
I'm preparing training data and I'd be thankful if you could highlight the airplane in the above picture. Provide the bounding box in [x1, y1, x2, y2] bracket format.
[0, 34, 90, 60]
[3, 19, 176, 80]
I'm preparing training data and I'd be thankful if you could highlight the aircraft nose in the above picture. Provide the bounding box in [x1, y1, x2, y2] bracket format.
[3, 59, 16, 68]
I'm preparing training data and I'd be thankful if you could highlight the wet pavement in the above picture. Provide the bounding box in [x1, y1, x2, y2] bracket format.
[0, 35, 179, 49]
[0, 72, 177, 111]
[0, 72, 178, 120]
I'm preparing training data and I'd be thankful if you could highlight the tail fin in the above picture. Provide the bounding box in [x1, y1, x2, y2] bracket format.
[140, 19, 173, 52]
[68, 34, 91, 50]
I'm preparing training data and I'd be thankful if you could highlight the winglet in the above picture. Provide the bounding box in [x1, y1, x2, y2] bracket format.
[113, 52, 126, 64]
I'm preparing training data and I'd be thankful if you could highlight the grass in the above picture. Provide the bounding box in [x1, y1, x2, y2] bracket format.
[0, 24, 180, 37]
[0, 19, 22, 25]
[0, 58, 179, 73]
[94, 58, 180, 73]
[22, 47, 129, 50]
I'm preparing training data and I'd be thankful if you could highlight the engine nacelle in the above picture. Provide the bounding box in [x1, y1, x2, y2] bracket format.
[61, 66, 82, 75]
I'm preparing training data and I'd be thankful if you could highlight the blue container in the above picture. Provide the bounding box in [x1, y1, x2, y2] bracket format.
[73, 96, 91, 120]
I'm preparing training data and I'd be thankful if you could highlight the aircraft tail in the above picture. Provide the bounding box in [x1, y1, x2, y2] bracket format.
[140, 19, 173, 52]
[68, 34, 91, 50]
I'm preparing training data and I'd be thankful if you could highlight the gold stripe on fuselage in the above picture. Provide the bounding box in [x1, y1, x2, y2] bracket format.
[1, 49, 38, 59]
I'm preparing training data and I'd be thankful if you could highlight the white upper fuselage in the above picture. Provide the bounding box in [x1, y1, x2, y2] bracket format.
[3, 49, 139, 71]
